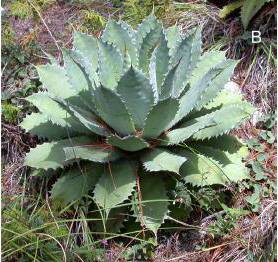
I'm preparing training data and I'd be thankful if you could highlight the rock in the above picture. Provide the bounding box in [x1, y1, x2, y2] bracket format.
[224, 81, 242, 95]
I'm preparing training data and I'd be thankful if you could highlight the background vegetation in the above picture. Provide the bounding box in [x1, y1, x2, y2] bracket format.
[2, 0, 276, 261]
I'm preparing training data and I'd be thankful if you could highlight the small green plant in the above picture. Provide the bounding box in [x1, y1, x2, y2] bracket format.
[243, 111, 276, 211]
[79, 10, 106, 33]
[121, 238, 156, 260]
[208, 204, 249, 237]
[2, 102, 20, 123]
[219, 0, 274, 29]
[194, 187, 226, 212]
[10, 1, 33, 19]
[21, 15, 255, 236]
[9, 0, 56, 20]
[1, 64, 41, 125]
[2, 22, 16, 48]
[123, 0, 174, 27]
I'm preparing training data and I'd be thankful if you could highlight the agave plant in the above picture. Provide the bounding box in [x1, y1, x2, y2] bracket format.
[21, 15, 254, 236]
[219, 0, 273, 29]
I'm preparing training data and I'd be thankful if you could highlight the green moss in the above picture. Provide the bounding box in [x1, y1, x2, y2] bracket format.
[123, 0, 173, 27]
[10, 1, 33, 19]
[2, 102, 20, 123]
[2, 23, 16, 47]
[79, 10, 106, 33]
[35, 0, 56, 8]
[9, 0, 56, 20]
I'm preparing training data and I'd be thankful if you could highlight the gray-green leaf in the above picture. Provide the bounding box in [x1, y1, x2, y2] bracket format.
[141, 148, 186, 174]
[64, 143, 123, 163]
[134, 175, 169, 236]
[107, 135, 149, 152]
[102, 19, 138, 66]
[117, 66, 155, 130]
[93, 86, 136, 136]
[98, 40, 123, 89]
[24, 136, 94, 170]
[94, 161, 136, 216]
[51, 163, 103, 204]
[143, 98, 179, 138]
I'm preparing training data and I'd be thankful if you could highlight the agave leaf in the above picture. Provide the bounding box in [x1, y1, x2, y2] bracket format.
[36, 64, 76, 99]
[219, 0, 244, 19]
[51, 163, 103, 204]
[164, 94, 254, 144]
[143, 98, 179, 138]
[162, 113, 215, 145]
[241, 0, 272, 29]
[102, 19, 138, 66]
[98, 40, 123, 89]
[24, 136, 94, 170]
[134, 175, 169, 236]
[93, 86, 136, 136]
[159, 61, 180, 100]
[171, 67, 223, 127]
[117, 66, 155, 129]
[122, 50, 132, 73]
[170, 27, 202, 97]
[63, 50, 102, 112]
[64, 142, 123, 163]
[198, 134, 249, 163]
[54, 98, 110, 137]
[195, 60, 238, 110]
[26, 92, 69, 126]
[64, 62, 99, 114]
[107, 135, 149, 152]
[198, 134, 248, 157]
[192, 103, 255, 140]
[25, 92, 91, 134]
[193, 137, 249, 160]
[63, 49, 90, 93]
[20, 112, 76, 139]
[188, 51, 227, 87]
[184, 88, 252, 122]
[137, 15, 163, 74]
[103, 206, 127, 233]
[141, 148, 186, 174]
[151, 30, 170, 92]
[94, 161, 136, 216]
[179, 143, 249, 186]
[166, 25, 181, 57]
[149, 47, 159, 102]
[204, 89, 244, 109]
[73, 31, 99, 84]
[67, 105, 109, 136]
[94, 206, 128, 233]
[179, 150, 228, 186]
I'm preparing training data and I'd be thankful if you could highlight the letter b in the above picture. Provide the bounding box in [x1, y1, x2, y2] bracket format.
[252, 31, 261, 44]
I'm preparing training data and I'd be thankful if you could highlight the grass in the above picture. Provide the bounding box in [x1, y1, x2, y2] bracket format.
[2, 189, 189, 261]
[121, 0, 218, 29]
[1, 0, 276, 261]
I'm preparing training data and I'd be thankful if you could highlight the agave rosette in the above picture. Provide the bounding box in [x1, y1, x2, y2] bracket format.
[21, 15, 255, 235]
